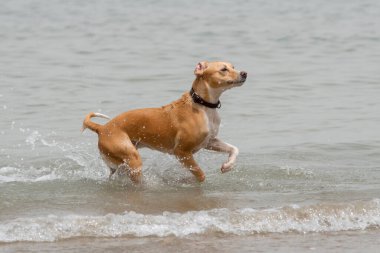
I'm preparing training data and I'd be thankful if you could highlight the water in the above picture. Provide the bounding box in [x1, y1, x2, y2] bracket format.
[1, 0, 380, 252]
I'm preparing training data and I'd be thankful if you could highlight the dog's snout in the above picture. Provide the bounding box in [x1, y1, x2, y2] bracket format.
[240, 71, 247, 79]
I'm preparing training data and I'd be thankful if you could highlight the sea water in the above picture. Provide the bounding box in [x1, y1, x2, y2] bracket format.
[1, 0, 380, 252]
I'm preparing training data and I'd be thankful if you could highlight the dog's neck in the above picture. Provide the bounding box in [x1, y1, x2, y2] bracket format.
[191, 77, 223, 105]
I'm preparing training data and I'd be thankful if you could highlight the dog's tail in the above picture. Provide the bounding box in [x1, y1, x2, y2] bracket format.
[81, 112, 111, 134]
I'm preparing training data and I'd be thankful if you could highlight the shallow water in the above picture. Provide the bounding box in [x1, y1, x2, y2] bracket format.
[1, 0, 380, 252]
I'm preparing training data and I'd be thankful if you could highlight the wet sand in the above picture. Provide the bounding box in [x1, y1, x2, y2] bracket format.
[2, 230, 380, 253]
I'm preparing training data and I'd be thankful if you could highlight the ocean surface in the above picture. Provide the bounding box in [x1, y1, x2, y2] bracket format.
[1, 0, 380, 252]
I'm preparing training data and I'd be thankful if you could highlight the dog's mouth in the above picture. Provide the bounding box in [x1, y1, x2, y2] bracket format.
[227, 79, 246, 85]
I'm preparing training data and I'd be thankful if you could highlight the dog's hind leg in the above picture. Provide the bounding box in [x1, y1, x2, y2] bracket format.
[114, 141, 142, 184]
[99, 154, 118, 180]
[116, 152, 142, 184]
[99, 133, 142, 184]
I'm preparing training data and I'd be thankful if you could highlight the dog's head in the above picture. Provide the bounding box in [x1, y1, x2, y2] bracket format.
[194, 61, 247, 90]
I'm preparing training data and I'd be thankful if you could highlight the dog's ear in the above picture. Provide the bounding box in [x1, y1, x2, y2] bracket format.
[194, 61, 208, 76]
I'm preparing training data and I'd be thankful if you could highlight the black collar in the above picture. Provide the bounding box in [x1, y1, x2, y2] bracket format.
[190, 88, 221, 109]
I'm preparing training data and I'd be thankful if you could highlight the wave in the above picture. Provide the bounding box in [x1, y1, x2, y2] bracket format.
[1, 199, 379, 242]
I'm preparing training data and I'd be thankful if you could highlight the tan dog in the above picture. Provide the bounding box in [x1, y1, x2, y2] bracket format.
[82, 61, 247, 183]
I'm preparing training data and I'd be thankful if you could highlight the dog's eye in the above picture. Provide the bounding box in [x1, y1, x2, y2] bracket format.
[221, 67, 228, 72]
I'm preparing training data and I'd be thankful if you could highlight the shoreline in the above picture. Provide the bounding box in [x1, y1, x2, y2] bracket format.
[2, 230, 380, 253]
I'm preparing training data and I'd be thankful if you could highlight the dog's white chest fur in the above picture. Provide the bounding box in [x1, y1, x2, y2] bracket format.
[199, 108, 220, 148]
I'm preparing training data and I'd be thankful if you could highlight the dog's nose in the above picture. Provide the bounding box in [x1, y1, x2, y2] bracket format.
[240, 71, 247, 79]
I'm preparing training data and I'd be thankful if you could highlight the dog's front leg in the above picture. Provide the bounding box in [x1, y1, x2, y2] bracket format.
[174, 150, 206, 182]
[205, 138, 239, 173]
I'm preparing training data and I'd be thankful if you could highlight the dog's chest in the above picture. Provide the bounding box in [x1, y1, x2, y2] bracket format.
[205, 109, 220, 137]
[201, 109, 220, 144]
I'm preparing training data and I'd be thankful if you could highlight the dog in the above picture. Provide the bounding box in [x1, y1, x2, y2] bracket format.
[82, 61, 247, 183]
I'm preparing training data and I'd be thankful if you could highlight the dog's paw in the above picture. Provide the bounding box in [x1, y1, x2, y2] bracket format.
[221, 162, 234, 173]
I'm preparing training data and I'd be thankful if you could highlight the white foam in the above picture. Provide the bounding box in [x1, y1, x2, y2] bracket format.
[0, 199, 379, 242]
